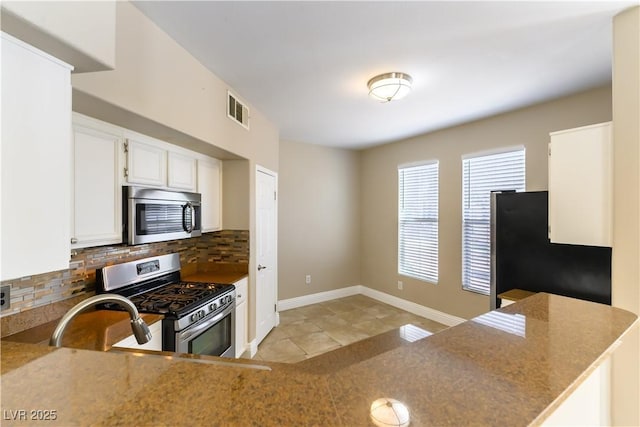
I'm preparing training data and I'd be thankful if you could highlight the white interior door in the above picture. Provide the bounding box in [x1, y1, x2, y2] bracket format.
[256, 167, 277, 345]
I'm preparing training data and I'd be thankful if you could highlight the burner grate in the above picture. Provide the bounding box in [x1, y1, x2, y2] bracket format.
[128, 281, 230, 317]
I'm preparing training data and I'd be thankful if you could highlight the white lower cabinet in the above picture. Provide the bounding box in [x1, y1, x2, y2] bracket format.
[71, 114, 123, 248]
[542, 357, 611, 426]
[112, 319, 163, 352]
[234, 277, 249, 357]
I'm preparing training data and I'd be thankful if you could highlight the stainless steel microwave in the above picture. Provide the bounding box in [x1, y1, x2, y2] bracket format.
[123, 186, 202, 245]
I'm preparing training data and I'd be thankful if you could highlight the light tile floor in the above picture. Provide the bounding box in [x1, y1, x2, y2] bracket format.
[251, 294, 449, 363]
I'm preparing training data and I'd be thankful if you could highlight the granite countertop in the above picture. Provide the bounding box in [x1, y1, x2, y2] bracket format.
[181, 262, 248, 284]
[1, 293, 637, 426]
[3, 310, 163, 351]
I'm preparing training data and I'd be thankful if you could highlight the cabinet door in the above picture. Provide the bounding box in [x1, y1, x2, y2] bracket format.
[1, 33, 72, 280]
[235, 301, 247, 357]
[234, 278, 248, 357]
[72, 122, 122, 248]
[549, 122, 612, 247]
[197, 157, 222, 232]
[126, 138, 166, 187]
[168, 151, 197, 191]
[112, 319, 163, 352]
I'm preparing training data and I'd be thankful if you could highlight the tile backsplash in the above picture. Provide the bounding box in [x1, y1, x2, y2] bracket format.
[0, 230, 249, 318]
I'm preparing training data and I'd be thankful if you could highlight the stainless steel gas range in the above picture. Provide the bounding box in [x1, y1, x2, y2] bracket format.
[96, 253, 235, 358]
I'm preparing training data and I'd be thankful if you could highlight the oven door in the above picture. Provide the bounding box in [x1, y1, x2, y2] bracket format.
[175, 306, 235, 358]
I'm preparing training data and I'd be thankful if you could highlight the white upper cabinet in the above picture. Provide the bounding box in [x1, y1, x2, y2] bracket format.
[198, 157, 223, 232]
[69, 115, 221, 251]
[168, 151, 197, 191]
[548, 122, 612, 247]
[125, 133, 198, 192]
[71, 114, 123, 249]
[125, 137, 167, 187]
[1, 33, 73, 280]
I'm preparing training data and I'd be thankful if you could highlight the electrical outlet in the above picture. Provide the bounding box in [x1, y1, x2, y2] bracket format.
[397, 281, 403, 290]
[0, 285, 11, 311]
[305, 275, 312, 285]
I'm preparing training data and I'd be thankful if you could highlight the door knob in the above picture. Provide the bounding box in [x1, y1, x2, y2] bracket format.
[258, 264, 267, 271]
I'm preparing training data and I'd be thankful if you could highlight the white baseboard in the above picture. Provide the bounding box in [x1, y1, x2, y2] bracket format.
[248, 339, 258, 358]
[277, 286, 360, 311]
[359, 286, 466, 327]
[277, 285, 466, 327]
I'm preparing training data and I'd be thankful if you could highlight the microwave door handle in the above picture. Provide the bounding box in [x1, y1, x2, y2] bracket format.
[183, 202, 193, 233]
[191, 204, 196, 231]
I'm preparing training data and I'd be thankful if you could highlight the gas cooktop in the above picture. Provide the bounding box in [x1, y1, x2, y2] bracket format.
[129, 281, 230, 317]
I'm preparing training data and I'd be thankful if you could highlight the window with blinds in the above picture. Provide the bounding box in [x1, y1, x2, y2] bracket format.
[462, 148, 525, 294]
[398, 161, 439, 283]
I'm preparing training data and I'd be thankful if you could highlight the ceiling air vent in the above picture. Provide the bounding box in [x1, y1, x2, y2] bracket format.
[227, 91, 250, 130]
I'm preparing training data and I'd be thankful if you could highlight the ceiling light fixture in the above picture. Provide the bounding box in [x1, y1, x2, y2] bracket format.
[367, 72, 413, 102]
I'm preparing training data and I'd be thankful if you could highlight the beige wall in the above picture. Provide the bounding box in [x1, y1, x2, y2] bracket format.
[612, 7, 640, 318]
[222, 160, 251, 230]
[359, 86, 612, 320]
[611, 6, 640, 425]
[71, 1, 279, 171]
[278, 140, 361, 300]
[1, 1, 116, 72]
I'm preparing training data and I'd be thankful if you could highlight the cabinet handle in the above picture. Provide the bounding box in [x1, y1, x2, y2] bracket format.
[258, 265, 267, 271]
[70, 237, 78, 244]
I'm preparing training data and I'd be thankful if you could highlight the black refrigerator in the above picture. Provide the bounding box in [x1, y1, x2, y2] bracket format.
[490, 191, 612, 309]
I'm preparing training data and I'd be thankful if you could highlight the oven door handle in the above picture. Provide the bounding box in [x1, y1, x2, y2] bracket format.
[180, 308, 230, 342]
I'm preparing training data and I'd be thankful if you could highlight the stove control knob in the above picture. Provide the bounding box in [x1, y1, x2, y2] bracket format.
[190, 313, 197, 322]
[209, 302, 217, 311]
[227, 295, 232, 303]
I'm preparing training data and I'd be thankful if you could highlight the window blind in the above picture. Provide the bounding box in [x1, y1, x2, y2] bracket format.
[462, 149, 525, 294]
[398, 162, 439, 283]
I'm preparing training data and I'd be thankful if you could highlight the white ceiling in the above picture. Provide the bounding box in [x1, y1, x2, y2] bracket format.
[132, 1, 635, 150]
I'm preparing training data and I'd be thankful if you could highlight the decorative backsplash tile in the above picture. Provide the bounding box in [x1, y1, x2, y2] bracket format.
[0, 230, 249, 319]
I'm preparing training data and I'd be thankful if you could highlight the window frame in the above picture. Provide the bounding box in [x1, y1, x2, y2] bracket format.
[398, 160, 439, 284]
[461, 147, 526, 295]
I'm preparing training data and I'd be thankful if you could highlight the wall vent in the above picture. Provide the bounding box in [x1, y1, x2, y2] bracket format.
[227, 91, 250, 130]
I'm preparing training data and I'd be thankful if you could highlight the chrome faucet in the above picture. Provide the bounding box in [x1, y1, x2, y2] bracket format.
[49, 294, 152, 347]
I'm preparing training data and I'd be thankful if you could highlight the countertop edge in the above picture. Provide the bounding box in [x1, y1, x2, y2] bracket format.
[529, 316, 639, 426]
